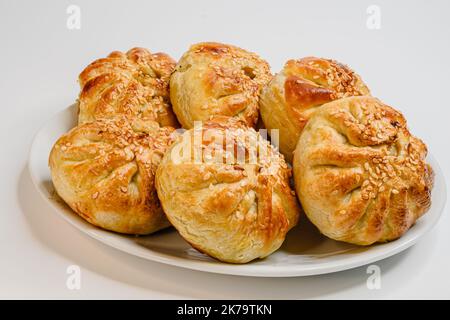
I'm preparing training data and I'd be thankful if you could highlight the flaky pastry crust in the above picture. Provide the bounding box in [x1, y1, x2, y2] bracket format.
[293, 96, 433, 245]
[49, 117, 177, 235]
[155, 116, 300, 263]
[170, 42, 272, 129]
[261, 57, 370, 162]
[78, 47, 179, 127]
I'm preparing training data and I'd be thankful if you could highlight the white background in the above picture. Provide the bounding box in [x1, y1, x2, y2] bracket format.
[1, 0, 449, 299]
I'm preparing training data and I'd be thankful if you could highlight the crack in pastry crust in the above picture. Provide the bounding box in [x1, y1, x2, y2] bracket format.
[78, 47, 179, 127]
[293, 96, 433, 245]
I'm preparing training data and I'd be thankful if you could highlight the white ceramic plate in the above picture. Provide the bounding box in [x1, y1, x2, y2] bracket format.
[28, 104, 447, 277]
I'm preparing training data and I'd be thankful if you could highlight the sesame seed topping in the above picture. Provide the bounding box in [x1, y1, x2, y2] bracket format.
[203, 172, 212, 181]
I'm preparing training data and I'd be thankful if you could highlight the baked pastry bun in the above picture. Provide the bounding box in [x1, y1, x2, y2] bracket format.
[49, 117, 177, 235]
[78, 47, 179, 127]
[260, 57, 370, 162]
[293, 96, 433, 245]
[170, 42, 272, 129]
[155, 116, 300, 263]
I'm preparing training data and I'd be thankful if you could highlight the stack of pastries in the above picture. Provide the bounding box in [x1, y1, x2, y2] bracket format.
[49, 42, 433, 263]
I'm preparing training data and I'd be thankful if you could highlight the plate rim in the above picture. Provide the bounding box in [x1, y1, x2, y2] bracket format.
[27, 105, 448, 277]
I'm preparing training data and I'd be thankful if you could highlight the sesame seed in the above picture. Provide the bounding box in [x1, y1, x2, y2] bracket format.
[203, 172, 212, 181]
[120, 186, 128, 193]
[92, 192, 99, 199]
[370, 171, 378, 179]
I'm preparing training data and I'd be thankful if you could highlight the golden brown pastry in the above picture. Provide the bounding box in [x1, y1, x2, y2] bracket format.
[293, 96, 433, 245]
[78, 47, 179, 127]
[170, 42, 272, 129]
[49, 117, 177, 235]
[155, 116, 300, 263]
[260, 57, 370, 162]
